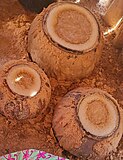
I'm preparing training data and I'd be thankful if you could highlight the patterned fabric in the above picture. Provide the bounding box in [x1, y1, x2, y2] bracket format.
[0, 149, 69, 160]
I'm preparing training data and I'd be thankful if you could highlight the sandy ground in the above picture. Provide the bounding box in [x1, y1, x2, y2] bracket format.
[0, 0, 123, 159]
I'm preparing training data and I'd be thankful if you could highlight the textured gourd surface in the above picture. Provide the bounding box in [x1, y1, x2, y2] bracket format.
[53, 88, 123, 158]
[0, 60, 51, 120]
[28, 3, 102, 81]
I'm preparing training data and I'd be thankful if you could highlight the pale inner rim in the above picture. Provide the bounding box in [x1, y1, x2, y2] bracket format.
[46, 3, 99, 51]
[78, 93, 119, 137]
[7, 64, 41, 97]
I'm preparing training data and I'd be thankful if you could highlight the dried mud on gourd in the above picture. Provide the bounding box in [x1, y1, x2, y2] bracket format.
[0, 59, 51, 120]
[28, 2, 102, 81]
[53, 88, 123, 159]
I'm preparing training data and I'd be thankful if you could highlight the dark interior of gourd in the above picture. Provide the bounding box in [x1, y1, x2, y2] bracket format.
[18, 0, 56, 13]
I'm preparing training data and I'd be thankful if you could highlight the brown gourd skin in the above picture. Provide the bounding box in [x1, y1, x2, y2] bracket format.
[28, 3, 103, 81]
[52, 88, 123, 159]
[0, 60, 51, 120]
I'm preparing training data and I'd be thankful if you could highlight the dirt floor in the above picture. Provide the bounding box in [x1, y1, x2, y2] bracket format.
[0, 0, 123, 160]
